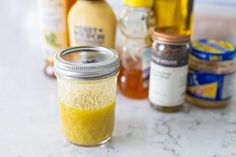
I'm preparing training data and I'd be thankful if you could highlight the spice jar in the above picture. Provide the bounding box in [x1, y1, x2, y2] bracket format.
[54, 46, 120, 146]
[187, 39, 236, 108]
[149, 27, 190, 112]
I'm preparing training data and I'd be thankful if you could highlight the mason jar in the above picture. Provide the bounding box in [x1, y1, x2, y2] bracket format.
[54, 46, 120, 146]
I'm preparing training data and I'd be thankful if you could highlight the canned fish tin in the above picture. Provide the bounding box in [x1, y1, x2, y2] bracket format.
[187, 39, 236, 108]
[54, 46, 120, 146]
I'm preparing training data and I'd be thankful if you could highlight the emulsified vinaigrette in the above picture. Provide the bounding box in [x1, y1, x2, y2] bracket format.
[60, 102, 115, 146]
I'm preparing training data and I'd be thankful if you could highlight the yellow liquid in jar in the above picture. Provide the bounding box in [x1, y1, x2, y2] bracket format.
[60, 102, 115, 146]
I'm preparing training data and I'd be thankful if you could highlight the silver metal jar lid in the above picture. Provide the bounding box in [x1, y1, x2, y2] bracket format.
[54, 46, 120, 80]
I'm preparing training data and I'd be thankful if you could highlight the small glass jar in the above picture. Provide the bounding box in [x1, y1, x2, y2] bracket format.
[149, 27, 190, 112]
[54, 46, 120, 146]
[187, 39, 236, 108]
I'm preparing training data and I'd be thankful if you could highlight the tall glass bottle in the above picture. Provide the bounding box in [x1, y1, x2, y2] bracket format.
[68, 0, 116, 48]
[118, 0, 154, 99]
[39, 0, 69, 78]
[154, 0, 194, 35]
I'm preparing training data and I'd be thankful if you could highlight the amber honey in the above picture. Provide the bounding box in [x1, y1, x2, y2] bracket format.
[118, 57, 149, 99]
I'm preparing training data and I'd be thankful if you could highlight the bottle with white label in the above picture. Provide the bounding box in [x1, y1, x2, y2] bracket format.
[38, 0, 69, 78]
[149, 27, 190, 112]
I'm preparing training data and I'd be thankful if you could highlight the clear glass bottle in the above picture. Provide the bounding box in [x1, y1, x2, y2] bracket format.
[54, 46, 120, 146]
[38, 0, 69, 78]
[154, 0, 194, 35]
[118, 0, 154, 99]
[68, 0, 116, 48]
[149, 27, 190, 112]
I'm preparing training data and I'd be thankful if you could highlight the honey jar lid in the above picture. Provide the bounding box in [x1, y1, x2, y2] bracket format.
[191, 39, 236, 62]
[54, 46, 120, 80]
[124, 0, 153, 7]
[152, 27, 191, 44]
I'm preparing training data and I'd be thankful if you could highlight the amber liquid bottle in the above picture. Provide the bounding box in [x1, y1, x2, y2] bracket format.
[118, 0, 153, 99]
[68, 0, 77, 9]
[118, 56, 150, 99]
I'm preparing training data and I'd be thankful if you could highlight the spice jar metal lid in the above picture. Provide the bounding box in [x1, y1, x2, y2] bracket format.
[54, 46, 120, 80]
[152, 27, 191, 44]
[191, 39, 236, 62]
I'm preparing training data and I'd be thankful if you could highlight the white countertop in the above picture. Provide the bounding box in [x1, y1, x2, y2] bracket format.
[1, 0, 236, 157]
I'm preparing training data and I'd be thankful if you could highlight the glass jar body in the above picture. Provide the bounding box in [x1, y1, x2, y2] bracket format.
[149, 41, 189, 112]
[187, 55, 236, 108]
[56, 75, 118, 146]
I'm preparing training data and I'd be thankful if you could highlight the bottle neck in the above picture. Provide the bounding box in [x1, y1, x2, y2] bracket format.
[80, 0, 105, 1]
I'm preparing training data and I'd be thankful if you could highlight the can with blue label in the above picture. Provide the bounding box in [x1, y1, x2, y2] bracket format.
[187, 39, 236, 108]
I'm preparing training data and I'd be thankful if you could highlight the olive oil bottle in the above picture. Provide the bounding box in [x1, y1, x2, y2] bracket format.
[154, 0, 194, 35]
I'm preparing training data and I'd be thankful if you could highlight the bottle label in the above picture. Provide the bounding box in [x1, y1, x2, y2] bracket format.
[187, 69, 235, 101]
[149, 52, 188, 107]
[141, 47, 152, 89]
[72, 26, 105, 46]
[39, 0, 68, 62]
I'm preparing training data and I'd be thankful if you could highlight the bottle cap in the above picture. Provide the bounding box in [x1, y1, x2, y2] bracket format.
[54, 46, 120, 80]
[191, 39, 236, 62]
[152, 27, 191, 44]
[124, 0, 153, 7]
